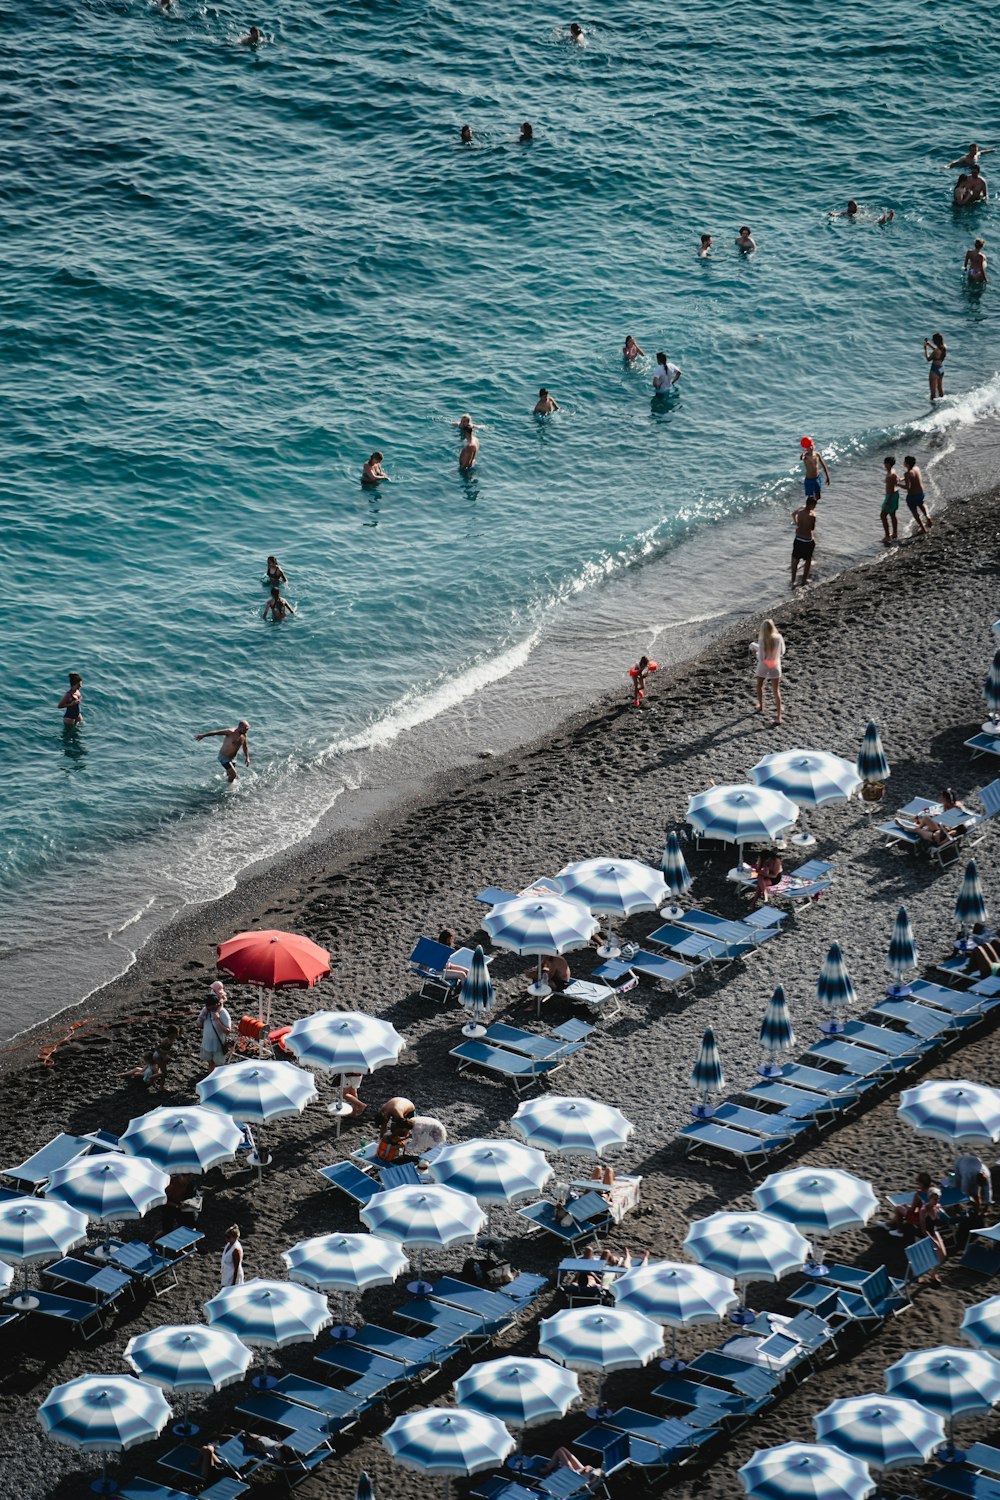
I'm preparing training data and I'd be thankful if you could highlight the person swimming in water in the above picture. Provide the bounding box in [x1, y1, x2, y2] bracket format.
[830, 200, 894, 223]
[194, 722, 251, 784]
[262, 587, 294, 621]
[460, 124, 473, 144]
[622, 335, 643, 361]
[923, 333, 947, 400]
[735, 225, 756, 253]
[954, 174, 972, 206]
[455, 414, 480, 470]
[59, 672, 83, 727]
[519, 122, 534, 143]
[362, 452, 388, 484]
[239, 25, 262, 45]
[965, 238, 988, 283]
[947, 143, 996, 170]
[698, 233, 712, 257]
[266, 556, 287, 586]
[652, 352, 681, 395]
[968, 164, 989, 202]
[533, 388, 559, 414]
[568, 22, 585, 41]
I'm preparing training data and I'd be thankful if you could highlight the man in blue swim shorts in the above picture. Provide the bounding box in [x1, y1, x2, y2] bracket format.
[800, 437, 831, 499]
[194, 720, 251, 784]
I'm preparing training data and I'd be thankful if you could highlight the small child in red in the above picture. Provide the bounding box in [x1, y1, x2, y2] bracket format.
[628, 655, 657, 706]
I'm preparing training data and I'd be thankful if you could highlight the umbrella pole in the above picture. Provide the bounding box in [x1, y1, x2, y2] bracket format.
[90, 1454, 116, 1496]
[805, 1236, 829, 1278]
[253, 1348, 277, 1392]
[660, 1322, 686, 1373]
[729, 1282, 754, 1326]
[944, 1416, 965, 1465]
[586, 1371, 610, 1421]
[528, 954, 551, 1015]
[597, 915, 620, 960]
[332, 1288, 356, 1341]
[508, 1428, 529, 1473]
[407, 1248, 432, 1297]
[173, 1392, 198, 1439]
[330, 1071, 353, 1133]
[12, 1266, 38, 1311]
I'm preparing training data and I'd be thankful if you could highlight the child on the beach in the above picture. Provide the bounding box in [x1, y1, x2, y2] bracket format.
[123, 1025, 178, 1091]
[902, 456, 932, 534]
[628, 655, 657, 706]
[881, 455, 900, 543]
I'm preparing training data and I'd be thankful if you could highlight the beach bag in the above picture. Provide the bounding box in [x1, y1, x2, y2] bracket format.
[460, 1254, 514, 1288]
[376, 1136, 403, 1163]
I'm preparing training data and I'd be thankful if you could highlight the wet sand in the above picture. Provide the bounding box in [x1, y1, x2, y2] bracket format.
[2, 489, 999, 1499]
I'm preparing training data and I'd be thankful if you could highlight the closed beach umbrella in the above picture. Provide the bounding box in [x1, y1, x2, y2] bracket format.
[457, 946, 495, 1038]
[283, 1010, 404, 1131]
[383, 1407, 514, 1500]
[739, 1441, 875, 1500]
[511, 1094, 634, 1158]
[857, 721, 890, 785]
[361, 1184, 485, 1294]
[539, 1305, 663, 1417]
[816, 942, 857, 1035]
[454, 1355, 580, 1440]
[750, 749, 861, 847]
[38, 1374, 171, 1495]
[614, 1259, 737, 1372]
[429, 1139, 551, 1205]
[216, 929, 331, 990]
[814, 1394, 945, 1473]
[686, 784, 798, 874]
[555, 857, 667, 958]
[198, 1059, 317, 1181]
[124, 1324, 251, 1438]
[282, 1233, 408, 1339]
[47, 1154, 169, 1257]
[886, 1345, 1000, 1462]
[661, 830, 692, 918]
[0, 1196, 88, 1309]
[886, 906, 918, 998]
[753, 1168, 878, 1275]
[898, 1079, 1000, 1144]
[690, 1027, 725, 1118]
[120, 1105, 243, 1175]
[205, 1278, 331, 1389]
[684, 1212, 810, 1325]
[483, 895, 598, 1001]
[355, 1474, 376, 1500]
[985, 648, 1000, 728]
[759, 985, 796, 1076]
[955, 861, 988, 943]
[383, 1408, 512, 1497]
[961, 1295, 1000, 1352]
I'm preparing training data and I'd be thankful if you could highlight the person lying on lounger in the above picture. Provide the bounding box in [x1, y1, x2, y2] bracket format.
[201, 1431, 298, 1477]
[895, 812, 955, 846]
[541, 1447, 605, 1485]
[964, 938, 1000, 979]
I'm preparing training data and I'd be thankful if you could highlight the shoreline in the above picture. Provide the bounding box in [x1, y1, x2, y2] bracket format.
[1, 483, 999, 1498]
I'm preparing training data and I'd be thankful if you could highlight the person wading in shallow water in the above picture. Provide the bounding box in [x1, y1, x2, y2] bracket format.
[194, 721, 250, 783]
[790, 495, 818, 587]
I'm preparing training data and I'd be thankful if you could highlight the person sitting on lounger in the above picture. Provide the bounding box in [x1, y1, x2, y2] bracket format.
[750, 849, 782, 908]
[523, 953, 571, 991]
[919, 1189, 947, 1279]
[882, 1171, 934, 1237]
[964, 938, 1000, 979]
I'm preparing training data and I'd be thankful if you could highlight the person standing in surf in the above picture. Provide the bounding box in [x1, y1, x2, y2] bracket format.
[455, 414, 480, 470]
[881, 455, 900, 544]
[652, 352, 681, 395]
[58, 672, 84, 727]
[194, 721, 251, 783]
[790, 495, 818, 587]
[965, 238, 988, 283]
[902, 457, 932, 534]
[923, 333, 947, 400]
[800, 437, 830, 499]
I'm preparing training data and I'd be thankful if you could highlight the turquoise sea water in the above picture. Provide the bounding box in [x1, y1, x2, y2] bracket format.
[2, 0, 999, 1034]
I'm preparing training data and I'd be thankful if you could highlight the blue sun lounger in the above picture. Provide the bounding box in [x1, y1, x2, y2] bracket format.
[674, 909, 777, 951]
[316, 1342, 426, 1389]
[1, 1131, 118, 1193]
[484, 1019, 593, 1059]
[802, 1037, 911, 1077]
[678, 1119, 793, 1170]
[518, 1189, 613, 1244]
[43, 1256, 132, 1307]
[344, 1323, 459, 1367]
[395, 1296, 495, 1346]
[593, 949, 697, 993]
[96, 1239, 178, 1296]
[450, 1039, 565, 1094]
[872, 998, 968, 1040]
[122, 1480, 248, 1500]
[272, 1372, 375, 1424]
[317, 1160, 381, 1204]
[425, 1277, 519, 1329]
[910, 979, 990, 1015]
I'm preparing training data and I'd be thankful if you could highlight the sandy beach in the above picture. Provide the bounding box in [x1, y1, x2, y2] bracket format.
[2, 488, 1000, 1500]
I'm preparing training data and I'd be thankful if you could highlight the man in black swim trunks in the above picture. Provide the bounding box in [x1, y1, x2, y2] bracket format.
[790, 495, 818, 587]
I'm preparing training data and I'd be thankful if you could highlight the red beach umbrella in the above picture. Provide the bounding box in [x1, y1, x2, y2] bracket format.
[216, 930, 331, 990]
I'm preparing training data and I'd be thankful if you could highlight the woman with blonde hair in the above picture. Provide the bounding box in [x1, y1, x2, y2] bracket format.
[752, 620, 785, 724]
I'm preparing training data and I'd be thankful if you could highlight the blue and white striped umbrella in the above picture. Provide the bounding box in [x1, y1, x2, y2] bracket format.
[687, 784, 799, 846]
[282, 1232, 408, 1335]
[124, 1324, 251, 1435]
[614, 1259, 737, 1369]
[739, 1441, 875, 1500]
[556, 858, 666, 956]
[47, 1155, 169, 1226]
[361, 1184, 485, 1290]
[38, 1373, 171, 1451]
[684, 1213, 810, 1290]
[454, 1356, 580, 1430]
[428, 1140, 551, 1205]
[283, 1011, 405, 1075]
[661, 831, 692, 915]
[955, 861, 988, 933]
[857, 721, 890, 784]
[898, 1079, 1000, 1143]
[483, 895, 599, 994]
[961, 1295, 1000, 1352]
[886, 907, 918, 991]
[750, 749, 861, 808]
[355, 1473, 376, 1500]
[886, 1346, 1000, 1458]
[540, 1306, 663, 1411]
[814, 1394, 945, 1473]
[986, 648, 1000, 722]
[760, 985, 796, 1072]
[816, 943, 857, 1029]
[690, 1027, 725, 1117]
[512, 1095, 634, 1158]
[120, 1105, 243, 1174]
[205, 1278, 331, 1386]
[458, 947, 495, 1037]
[197, 1059, 317, 1123]
[754, 1169, 879, 1237]
[383, 1407, 514, 1499]
[0, 1196, 88, 1306]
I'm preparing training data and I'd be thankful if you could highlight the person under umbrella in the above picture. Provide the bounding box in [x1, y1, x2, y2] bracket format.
[483, 895, 598, 1011]
[686, 784, 798, 877]
[283, 1011, 404, 1135]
